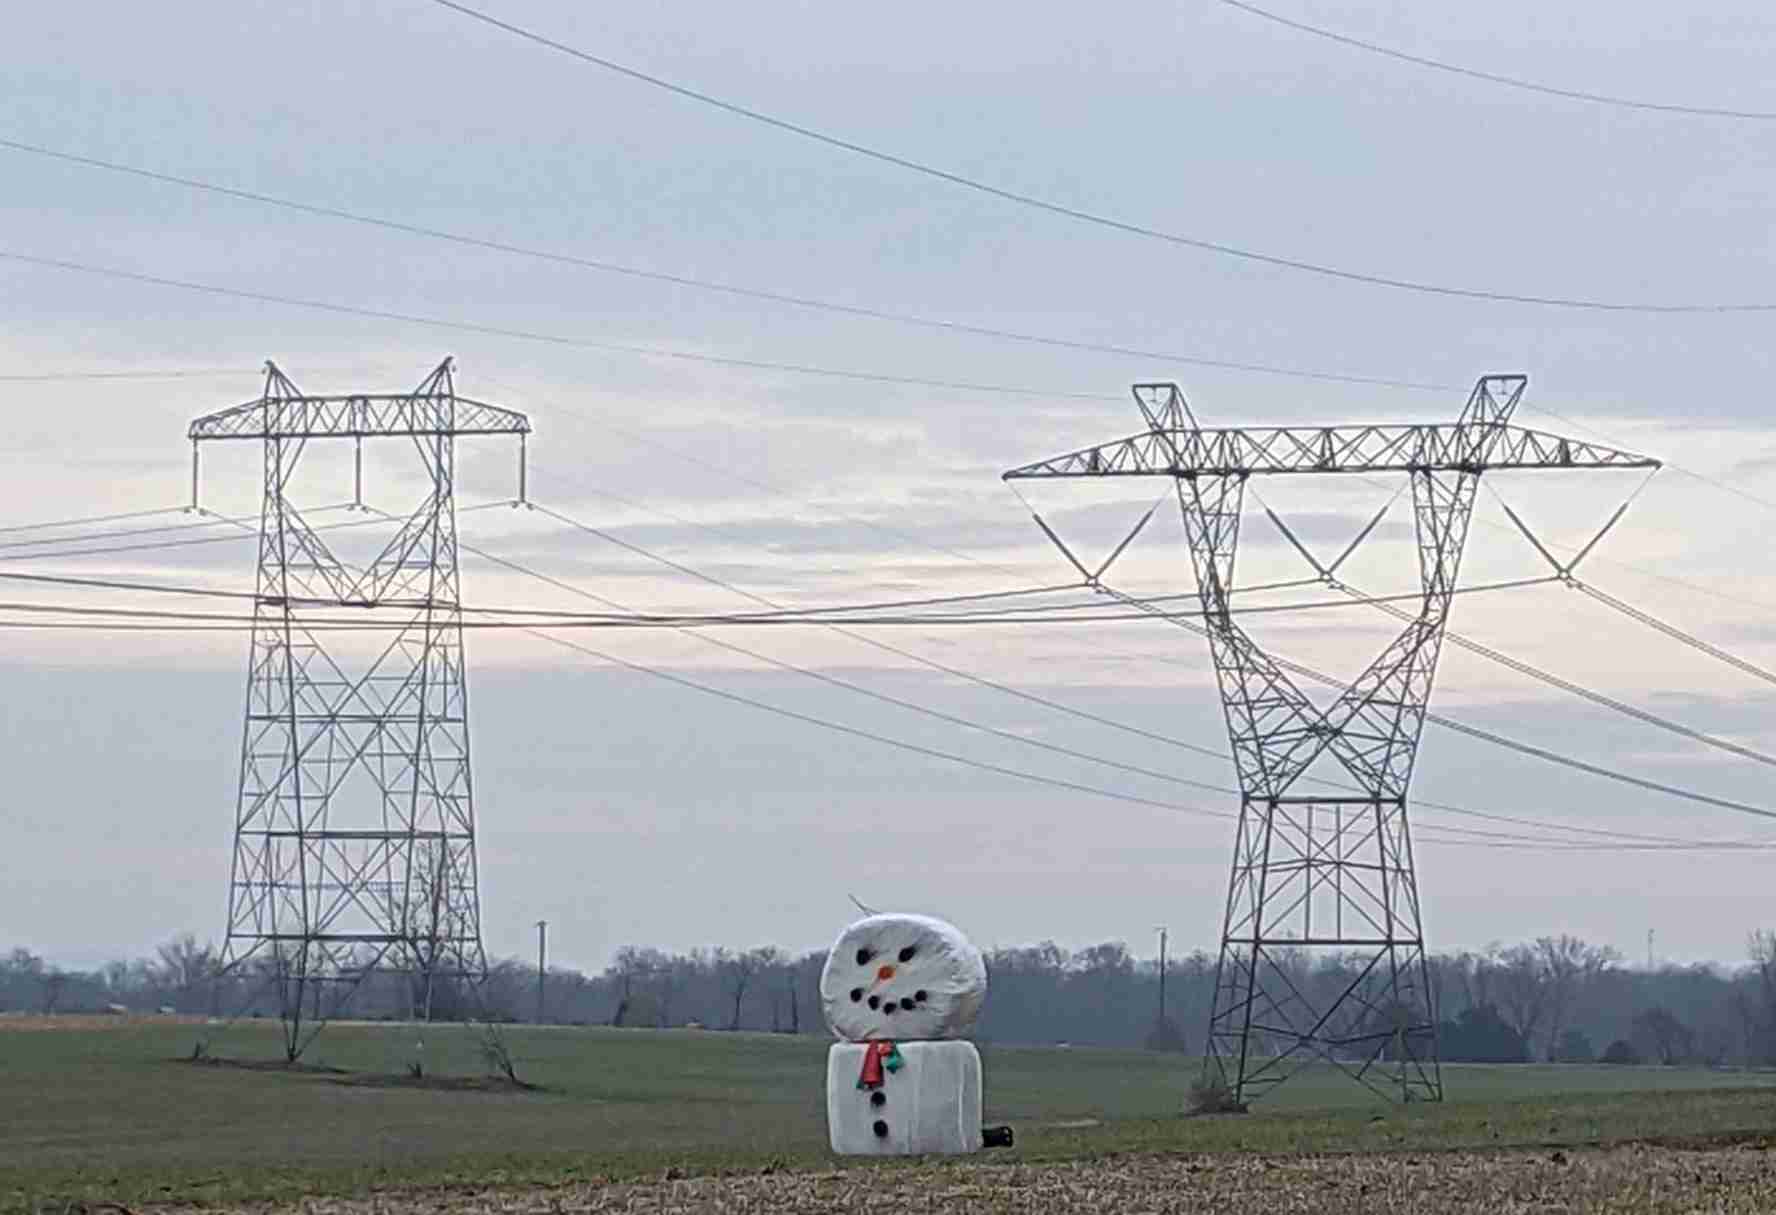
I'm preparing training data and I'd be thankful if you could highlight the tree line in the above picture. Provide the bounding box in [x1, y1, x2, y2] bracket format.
[5, 931, 1774, 1068]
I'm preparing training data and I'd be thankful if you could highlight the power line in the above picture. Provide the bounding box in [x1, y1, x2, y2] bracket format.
[0, 368, 261, 383]
[0, 549, 1547, 628]
[0, 137, 1448, 394]
[6, 518, 1765, 849]
[427, 508, 1252, 801]
[1243, 473, 1776, 776]
[0, 505, 187, 536]
[508, 387, 1776, 827]
[1578, 581, 1776, 691]
[0, 510, 246, 553]
[1517, 398, 1776, 525]
[1216, 0, 1776, 122]
[0, 502, 516, 565]
[0, 250, 1117, 402]
[427, 0, 1776, 314]
[518, 494, 1771, 852]
[439, 526, 1714, 851]
[0, 503, 358, 563]
[1102, 584, 1776, 824]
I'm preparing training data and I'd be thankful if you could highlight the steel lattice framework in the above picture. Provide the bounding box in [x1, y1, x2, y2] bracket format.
[194, 359, 529, 1057]
[1006, 375, 1658, 1103]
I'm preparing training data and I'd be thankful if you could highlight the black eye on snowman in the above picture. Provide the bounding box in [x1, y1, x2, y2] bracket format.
[898, 945, 916, 962]
[855, 947, 874, 966]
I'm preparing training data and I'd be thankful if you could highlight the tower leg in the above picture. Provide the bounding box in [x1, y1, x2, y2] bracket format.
[215, 366, 487, 1057]
[1189, 467, 1481, 1104]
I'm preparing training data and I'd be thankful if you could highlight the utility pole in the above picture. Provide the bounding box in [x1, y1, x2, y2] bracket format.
[536, 920, 548, 1025]
[1156, 926, 1169, 1026]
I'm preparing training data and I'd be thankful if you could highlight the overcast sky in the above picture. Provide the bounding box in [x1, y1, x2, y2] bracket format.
[5, 0, 1776, 974]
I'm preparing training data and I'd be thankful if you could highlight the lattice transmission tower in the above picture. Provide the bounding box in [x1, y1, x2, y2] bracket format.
[191, 359, 529, 1057]
[1006, 375, 1657, 1103]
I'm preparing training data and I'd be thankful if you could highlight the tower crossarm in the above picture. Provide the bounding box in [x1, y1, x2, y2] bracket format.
[189, 392, 531, 441]
[1002, 423, 1657, 480]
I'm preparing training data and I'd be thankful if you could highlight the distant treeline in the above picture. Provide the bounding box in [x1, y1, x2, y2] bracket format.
[6, 932, 1775, 1068]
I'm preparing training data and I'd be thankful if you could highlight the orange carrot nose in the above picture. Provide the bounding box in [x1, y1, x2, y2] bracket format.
[876, 964, 896, 981]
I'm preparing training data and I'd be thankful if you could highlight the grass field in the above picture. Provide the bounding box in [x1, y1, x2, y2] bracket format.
[5, 1017, 1776, 1211]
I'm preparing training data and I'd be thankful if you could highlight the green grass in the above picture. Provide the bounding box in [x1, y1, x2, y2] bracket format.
[4, 1019, 1775, 1210]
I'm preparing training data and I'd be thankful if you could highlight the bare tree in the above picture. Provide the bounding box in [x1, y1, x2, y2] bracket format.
[1537, 936, 1619, 1062]
[717, 947, 781, 1031]
[606, 946, 659, 1028]
[41, 969, 68, 1014]
[1747, 930, 1776, 1065]
[716, 948, 754, 1031]
[1450, 950, 1497, 1013]
[784, 961, 801, 1034]
[152, 933, 218, 1011]
[1489, 943, 1551, 1055]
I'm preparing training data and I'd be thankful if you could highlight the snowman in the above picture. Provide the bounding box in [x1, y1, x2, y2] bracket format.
[818, 912, 1011, 1155]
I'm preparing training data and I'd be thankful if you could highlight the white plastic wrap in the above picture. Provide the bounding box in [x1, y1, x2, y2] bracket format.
[818, 913, 987, 1043]
[826, 1040, 983, 1156]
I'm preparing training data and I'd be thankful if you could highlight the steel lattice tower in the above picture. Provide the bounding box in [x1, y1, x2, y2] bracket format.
[1006, 375, 1657, 1103]
[192, 359, 529, 1056]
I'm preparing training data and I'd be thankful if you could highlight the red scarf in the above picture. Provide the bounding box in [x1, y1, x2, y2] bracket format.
[856, 1039, 903, 1089]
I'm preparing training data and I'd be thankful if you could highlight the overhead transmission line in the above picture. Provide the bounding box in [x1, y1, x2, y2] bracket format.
[521, 491, 1776, 852]
[0, 137, 1447, 394]
[1242, 483, 1776, 775]
[435, 514, 1742, 852]
[0, 251, 1115, 403]
[3, 510, 1769, 850]
[527, 390, 1776, 774]
[0, 368, 261, 383]
[1099, 583, 1776, 824]
[16, 504, 1775, 828]
[517, 481, 1762, 853]
[1515, 397, 1776, 539]
[427, 0, 1776, 314]
[9, 133, 1776, 528]
[496, 390, 1776, 829]
[0, 510, 254, 553]
[13, 497, 1726, 849]
[1216, 0, 1776, 122]
[0, 505, 188, 536]
[0, 504, 361, 563]
[1579, 583, 1776, 690]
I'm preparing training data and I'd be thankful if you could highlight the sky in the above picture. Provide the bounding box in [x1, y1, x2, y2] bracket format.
[5, 0, 1776, 975]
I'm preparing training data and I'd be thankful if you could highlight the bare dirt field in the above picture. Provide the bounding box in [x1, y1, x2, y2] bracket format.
[199, 1139, 1776, 1214]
